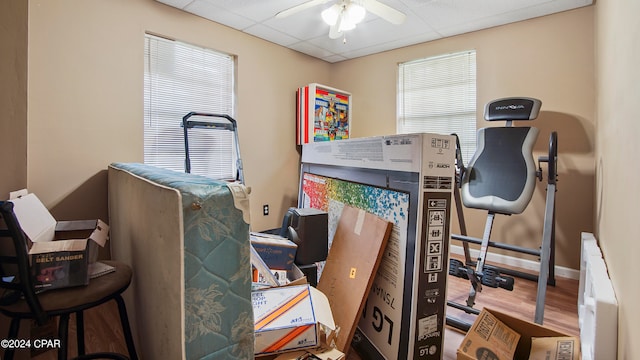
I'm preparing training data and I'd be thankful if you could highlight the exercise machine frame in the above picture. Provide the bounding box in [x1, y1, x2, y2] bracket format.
[446, 130, 558, 331]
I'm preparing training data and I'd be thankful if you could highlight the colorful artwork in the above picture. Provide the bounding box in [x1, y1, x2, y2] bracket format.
[301, 172, 410, 354]
[296, 84, 351, 144]
[313, 87, 350, 142]
[302, 173, 406, 225]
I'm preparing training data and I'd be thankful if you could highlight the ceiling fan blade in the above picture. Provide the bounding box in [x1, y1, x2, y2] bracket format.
[362, 0, 406, 25]
[328, 12, 343, 39]
[275, 0, 329, 19]
[329, 24, 342, 39]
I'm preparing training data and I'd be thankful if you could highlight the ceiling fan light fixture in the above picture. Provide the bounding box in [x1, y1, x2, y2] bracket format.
[321, 4, 341, 25]
[346, 3, 366, 24]
[322, 1, 365, 28]
[339, 18, 357, 31]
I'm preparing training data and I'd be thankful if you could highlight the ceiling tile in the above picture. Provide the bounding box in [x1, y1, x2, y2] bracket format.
[185, 1, 255, 29]
[157, 0, 194, 9]
[288, 41, 338, 59]
[198, 0, 314, 22]
[156, 0, 594, 62]
[243, 23, 300, 47]
[262, 10, 329, 40]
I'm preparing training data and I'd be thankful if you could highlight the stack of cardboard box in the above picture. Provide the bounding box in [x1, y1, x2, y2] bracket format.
[250, 205, 393, 359]
[250, 232, 341, 359]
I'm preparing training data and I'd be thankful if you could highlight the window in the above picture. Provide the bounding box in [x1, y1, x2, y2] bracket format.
[397, 50, 477, 164]
[144, 34, 237, 180]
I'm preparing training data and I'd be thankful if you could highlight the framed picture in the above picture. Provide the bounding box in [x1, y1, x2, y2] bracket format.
[297, 83, 351, 144]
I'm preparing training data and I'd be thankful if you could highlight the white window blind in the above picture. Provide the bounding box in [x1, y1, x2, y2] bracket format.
[144, 34, 237, 180]
[398, 50, 477, 164]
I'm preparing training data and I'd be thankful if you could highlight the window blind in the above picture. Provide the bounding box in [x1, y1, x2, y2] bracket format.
[398, 50, 477, 164]
[144, 34, 236, 179]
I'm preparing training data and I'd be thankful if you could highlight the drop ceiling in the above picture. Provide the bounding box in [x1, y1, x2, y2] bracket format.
[156, 0, 593, 63]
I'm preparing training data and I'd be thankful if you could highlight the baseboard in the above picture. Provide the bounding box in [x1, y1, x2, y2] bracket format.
[450, 244, 580, 280]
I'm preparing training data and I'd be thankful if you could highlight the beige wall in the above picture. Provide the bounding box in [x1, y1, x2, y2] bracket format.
[14, 2, 595, 268]
[0, 0, 29, 349]
[595, 0, 640, 358]
[0, 0, 28, 195]
[25, 0, 330, 230]
[331, 7, 595, 271]
[8, 2, 595, 270]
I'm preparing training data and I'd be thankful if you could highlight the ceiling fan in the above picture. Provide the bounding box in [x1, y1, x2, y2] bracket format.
[276, 0, 406, 39]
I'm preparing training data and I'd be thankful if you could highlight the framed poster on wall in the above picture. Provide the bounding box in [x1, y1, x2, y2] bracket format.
[297, 83, 351, 145]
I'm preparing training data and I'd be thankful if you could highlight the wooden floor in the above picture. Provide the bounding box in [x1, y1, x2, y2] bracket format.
[346, 257, 580, 360]
[23, 258, 578, 360]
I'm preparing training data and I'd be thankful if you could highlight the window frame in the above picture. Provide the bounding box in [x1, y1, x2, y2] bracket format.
[143, 33, 238, 180]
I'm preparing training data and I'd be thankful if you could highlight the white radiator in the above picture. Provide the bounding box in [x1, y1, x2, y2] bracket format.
[579, 232, 618, 360]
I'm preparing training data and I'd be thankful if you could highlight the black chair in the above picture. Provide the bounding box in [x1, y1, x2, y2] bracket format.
[0, 201, 138, 360]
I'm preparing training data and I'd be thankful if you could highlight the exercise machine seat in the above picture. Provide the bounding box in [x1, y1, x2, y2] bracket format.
[461, 97, 541, 215]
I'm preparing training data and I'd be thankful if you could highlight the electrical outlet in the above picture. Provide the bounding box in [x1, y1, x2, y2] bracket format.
[263, 204, 269, 216]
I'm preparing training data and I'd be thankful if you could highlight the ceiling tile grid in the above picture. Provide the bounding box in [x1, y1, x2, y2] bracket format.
[157, 0, 593, 63]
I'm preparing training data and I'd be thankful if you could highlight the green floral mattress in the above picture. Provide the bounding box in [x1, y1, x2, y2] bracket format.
[109, 163, 253, 359]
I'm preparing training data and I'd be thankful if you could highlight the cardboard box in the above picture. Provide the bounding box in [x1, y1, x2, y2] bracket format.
[251, 239, 307, 289]
[529, 336, 580, 360]
[272, 347, 345, 360]
[316, 205, 393, 353]
[251, 232, 298, 270]
[253, 284, 337, 357]
[9, 190, 109, 290]
[253, 263, 308, 287]
[457, 308, 580, 360]
[300, 133, 456, 359]
[457, 308, 521, 360]
[29, 239, 92, 289]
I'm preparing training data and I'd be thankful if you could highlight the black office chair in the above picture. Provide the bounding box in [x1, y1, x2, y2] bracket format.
[0, 201, 138, 360]
[448, 97, 559, 328]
